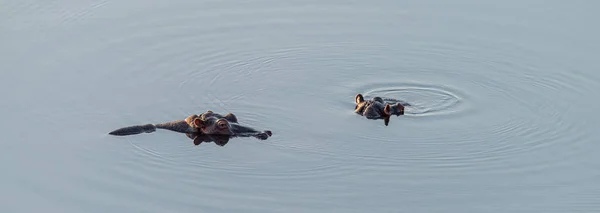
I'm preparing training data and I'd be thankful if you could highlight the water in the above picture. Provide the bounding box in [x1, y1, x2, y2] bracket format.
[2, 0, 599, 212]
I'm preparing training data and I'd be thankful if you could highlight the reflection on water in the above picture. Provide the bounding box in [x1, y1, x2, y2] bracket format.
[188, 133, 231, 147]
[187, 132, 269, 147]
[2, 0, 600, 212]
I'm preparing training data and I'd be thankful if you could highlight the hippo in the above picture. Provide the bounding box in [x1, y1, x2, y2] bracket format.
[354, 93, 410, 126]
[108, 110, 272, 139]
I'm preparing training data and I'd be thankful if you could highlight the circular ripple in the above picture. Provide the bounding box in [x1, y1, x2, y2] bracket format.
[358, 82, 465, 117]
[9, 1, 599, 209]
[316, 35, 598, 184]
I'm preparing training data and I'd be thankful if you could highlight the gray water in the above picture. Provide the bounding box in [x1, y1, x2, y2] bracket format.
[2, 0, 599, 212]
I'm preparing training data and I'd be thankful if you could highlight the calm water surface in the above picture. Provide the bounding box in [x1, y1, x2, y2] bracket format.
[2, 0, 599, 212]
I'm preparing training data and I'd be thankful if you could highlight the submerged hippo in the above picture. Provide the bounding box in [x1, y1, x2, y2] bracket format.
[354, 93, 410, 126]
[108, 110, 272, 139]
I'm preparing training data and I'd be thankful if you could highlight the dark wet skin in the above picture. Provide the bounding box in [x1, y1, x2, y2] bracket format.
[354, 93, 410, 126]
[108, 110, 272, 140]
[186, 131, 272, 147]
[192, 111, 272, 139]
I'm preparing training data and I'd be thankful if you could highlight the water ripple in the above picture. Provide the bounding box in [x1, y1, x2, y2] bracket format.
[9, 0, 598, 211]
[329, 38, 594, 180]
[359, 82, 466, 117]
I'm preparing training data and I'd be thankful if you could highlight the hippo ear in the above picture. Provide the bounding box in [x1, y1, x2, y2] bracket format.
[355, 93, 365, 104]
[384, 104, 392, 116]
[193, 118, 205, 128]
[185, 114, 198, 125]
[397, 103, 405, 116]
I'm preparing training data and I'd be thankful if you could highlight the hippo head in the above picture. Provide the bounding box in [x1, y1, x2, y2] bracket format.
[354, 93, 404, 126]
[200, 110, 238, 123]
[192, 116, 235, 135]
